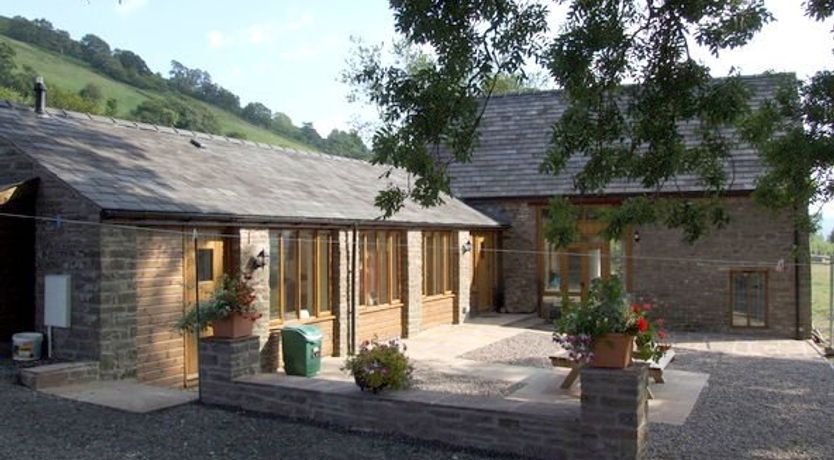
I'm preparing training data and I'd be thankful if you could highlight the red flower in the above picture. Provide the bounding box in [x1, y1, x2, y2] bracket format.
[637, 317, 649, 332]
[642, 303, 652, 311]
[631, 303, 641, 313]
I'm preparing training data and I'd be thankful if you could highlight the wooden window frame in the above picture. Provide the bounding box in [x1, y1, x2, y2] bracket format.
[359, 230, 403, 308]
[729, 269, 768, 329]
[269, 230, 334, 327]
[538, 207, 632, 300]
[422, 231, 455, 298]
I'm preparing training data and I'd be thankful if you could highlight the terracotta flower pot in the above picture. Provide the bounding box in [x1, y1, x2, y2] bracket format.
[211, 312, 257, 338]
[591, 333, 634, 368]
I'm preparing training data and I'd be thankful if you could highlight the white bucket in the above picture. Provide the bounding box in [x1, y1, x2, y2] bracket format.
[12, 332, 43, 361]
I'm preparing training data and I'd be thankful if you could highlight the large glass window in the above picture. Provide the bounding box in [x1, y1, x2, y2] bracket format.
[359, 230, 403, 306]
[731, 270, 767, 327]
[268, 230, 334, 322]
[423, 231, 454, 297]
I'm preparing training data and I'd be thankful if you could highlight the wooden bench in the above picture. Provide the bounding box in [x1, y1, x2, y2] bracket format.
[550, 348, 675, 398]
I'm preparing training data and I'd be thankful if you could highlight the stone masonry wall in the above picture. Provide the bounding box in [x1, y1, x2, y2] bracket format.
[0, 144, 103, 362]
[632, 196, 810, 338]
[456, 230, 472, 323]
[469, 200, 538, 313]
[200, 336, 649, 460]
[238, 229, 272, 368]
[404, 230, 422, 336]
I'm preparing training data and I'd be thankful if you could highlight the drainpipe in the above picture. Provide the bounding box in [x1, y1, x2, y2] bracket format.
[793, 211, 802, 340]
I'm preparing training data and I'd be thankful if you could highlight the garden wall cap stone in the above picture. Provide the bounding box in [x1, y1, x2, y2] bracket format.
[0, 104, 500, 229]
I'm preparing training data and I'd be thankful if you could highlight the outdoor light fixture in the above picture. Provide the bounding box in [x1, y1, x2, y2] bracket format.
[244, 249, 267, 278]
[633, 230, 641, 244]
[255, 249, 267, 269]
[461, 240, 472, 254]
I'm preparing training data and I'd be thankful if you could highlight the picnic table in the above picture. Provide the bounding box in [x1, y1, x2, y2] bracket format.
[549, 348, 675, 399]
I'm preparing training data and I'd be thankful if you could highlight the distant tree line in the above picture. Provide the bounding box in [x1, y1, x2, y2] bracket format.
[0, 15, 370, 158]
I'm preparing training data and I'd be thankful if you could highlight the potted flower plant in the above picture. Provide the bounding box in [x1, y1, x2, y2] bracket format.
[342, 338, 413, 393]
[176, 273, 262, 338]
[554, 276, 665, 368]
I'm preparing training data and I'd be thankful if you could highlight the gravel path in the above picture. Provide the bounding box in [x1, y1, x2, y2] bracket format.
[647, 345, 834, 460]
[0, 381, 521, 460]
[458, 331, 558, 368]
[411, 363, 524, 396]
[460, 331, 834, 459]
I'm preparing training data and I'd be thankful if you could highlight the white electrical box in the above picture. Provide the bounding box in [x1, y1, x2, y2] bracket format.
[44, 274, 71, 328]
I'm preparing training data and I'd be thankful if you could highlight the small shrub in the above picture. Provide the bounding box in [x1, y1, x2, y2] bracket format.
[343, 338, 413, 393]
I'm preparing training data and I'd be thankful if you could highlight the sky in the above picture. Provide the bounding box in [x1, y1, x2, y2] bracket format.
[1, 0, 833, 231]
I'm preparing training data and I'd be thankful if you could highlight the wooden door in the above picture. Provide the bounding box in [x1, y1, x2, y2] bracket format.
[183, 236, 224, 386]
[470, 232, 496, 313]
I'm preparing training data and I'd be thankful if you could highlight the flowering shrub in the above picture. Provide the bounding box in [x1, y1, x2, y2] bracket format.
[632, 303, 668, 362]
[343, 338, 413, 393]
[175, 274, 261, 333]
[554, 276, 667, 363]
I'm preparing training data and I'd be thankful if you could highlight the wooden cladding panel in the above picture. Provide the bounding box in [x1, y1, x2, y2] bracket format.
[422, 296, 455, 329]
[357, 305, 404, 343]
[135, 233, 185, 387]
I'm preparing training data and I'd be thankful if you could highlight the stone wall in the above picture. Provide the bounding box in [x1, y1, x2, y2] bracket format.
[0, 143, 104, 362]
[456, 230, 473, 322]
[469, 200, 538, 313]
[199, 336, 649, 460]
[404, 230, 422, 336]
[632, 196, 810, 338]
[470, 195, 810, 338]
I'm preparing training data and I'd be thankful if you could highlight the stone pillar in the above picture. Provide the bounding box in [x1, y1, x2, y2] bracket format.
[456, 230, 472, 324]
[580, 364, 649, 460]
[238, 229, 272, 370]
[335, 230, 352, 355]
[198, 336, 259, 383]
[404, 230, 423, 337]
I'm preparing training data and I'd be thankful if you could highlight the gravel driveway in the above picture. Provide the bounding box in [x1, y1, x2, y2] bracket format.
[459, 331, 834, 459]
[0, 381, 517, 460]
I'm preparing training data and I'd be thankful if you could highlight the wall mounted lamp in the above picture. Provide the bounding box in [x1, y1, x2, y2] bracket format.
[461, 240, 472, 254]
[633, 230, 641, 244]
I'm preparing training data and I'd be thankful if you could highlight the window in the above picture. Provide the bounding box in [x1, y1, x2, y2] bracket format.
[268, 230, 334, 322]
[731, 270, 767, 327]
[359, 230, 403, 306]
[423, 231, 454, 297]
[197, 249, 214, 281]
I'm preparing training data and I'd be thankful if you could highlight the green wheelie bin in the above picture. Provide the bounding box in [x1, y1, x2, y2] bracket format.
[281, 325, 322, 377]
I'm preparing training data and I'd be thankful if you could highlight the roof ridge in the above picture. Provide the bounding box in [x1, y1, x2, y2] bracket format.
[484, 71, 797, 100]
[0, 100, 376, 166]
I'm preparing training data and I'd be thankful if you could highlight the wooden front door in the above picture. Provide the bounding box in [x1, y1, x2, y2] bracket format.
[183, 236, 224, 386]
[470, 232, 496, 313]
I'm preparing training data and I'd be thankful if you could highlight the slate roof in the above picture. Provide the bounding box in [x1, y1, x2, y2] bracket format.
[449, 73, 786, 199]
[0, 103, 500, 228]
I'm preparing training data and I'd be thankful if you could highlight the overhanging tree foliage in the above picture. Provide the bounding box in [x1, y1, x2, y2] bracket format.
[347, 0, 832, 246]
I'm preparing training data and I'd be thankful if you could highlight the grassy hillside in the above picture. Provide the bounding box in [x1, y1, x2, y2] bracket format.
[0, 34, 312, 150]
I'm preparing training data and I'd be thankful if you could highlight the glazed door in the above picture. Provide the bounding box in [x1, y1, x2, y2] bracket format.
[184, 236, 224, 386]
[470, 232, 496, 313]
[561, 242, 610, 300]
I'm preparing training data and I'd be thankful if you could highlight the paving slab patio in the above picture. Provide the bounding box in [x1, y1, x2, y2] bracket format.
[317, 313, 708, 425]
[41, 379, 197, 413]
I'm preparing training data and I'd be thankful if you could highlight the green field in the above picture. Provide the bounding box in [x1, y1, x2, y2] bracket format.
[0, 35, 312, 150]
[812, 263, 832, 341]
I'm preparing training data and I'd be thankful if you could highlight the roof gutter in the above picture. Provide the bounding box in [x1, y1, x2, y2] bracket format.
[99, 209, 505, 230]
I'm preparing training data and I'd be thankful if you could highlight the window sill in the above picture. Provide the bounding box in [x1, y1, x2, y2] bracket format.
[422, 293, 456, 301]
[269, 314, 335, 329]
[358, 302, 404, 314]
